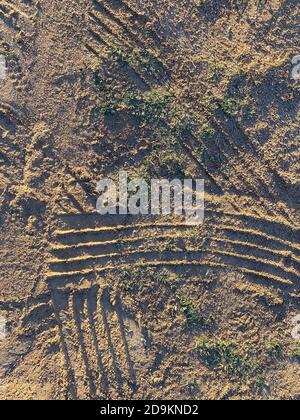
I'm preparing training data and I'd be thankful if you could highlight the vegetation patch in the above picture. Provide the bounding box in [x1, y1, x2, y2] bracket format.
[178, 296, 215, 330]
[195, 337, 263, 383]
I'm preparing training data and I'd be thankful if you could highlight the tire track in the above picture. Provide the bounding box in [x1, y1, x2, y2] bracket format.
[48, 206, 300, 291]
[91, 0, 155, 50]
[0, 0, 36, 32]
[48, 247, 299, 286]
[50, 284, 146, 399]
[87, 0, 168, 87]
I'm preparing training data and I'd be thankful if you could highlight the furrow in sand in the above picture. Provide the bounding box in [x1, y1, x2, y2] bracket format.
[86, 286, 110, 395]
[48, 247, 299, 282]
[88, 11, 131, 47]
[72, 292, 97, 398]
[51, 290, 80, 399]
[101, 0, 164, 48]
[92, 0, 149, 49]
[101, 290, 135, 393]
[54, 222, 194, 237]
[205, 194, 298, 230]
[0, 0, 30, 19]
[217, 225, 300, 255]
[54, 206, 299, 237]
[211, 249, 299, 285]
[99, 288, 125, 396]
[212, 237, 300, 265]
[46, 260, 226, 280]
[50, 233, 189, 251]
[50, 232, 300, 271]
[46, 258, 293, 287]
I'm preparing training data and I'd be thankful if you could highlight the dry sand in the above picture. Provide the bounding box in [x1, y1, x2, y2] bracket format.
[0, 0, 300, 400]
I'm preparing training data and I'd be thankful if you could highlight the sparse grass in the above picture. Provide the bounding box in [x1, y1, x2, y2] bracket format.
[195, 337, 262, 382]
[209, 61, 244, 80]
[160, 237, 184, 252]
[186, 379, 200, 396]
[143, 144, 186, 179]
[178, 296, 214, 329]
[110, 45, 163, 75]
[194, 0, 209, 8]
[197, 123, 216, 141]
[119, 266, 172, 292]
[95, 47, 218, 172]
[119, 265, 150, 292]
[102, 98, 117, 116]
[265, 339, 300, 364]
[168, 108, 197, 134]
[92, 69, 118, 115]
[125, 88, 172, 124]
[289, 341, 300, 362]
[219, 95, 249, 116]
[209, 62, 226, 79]
[266, 341, 285, 360]
[93, 69, 107, 92]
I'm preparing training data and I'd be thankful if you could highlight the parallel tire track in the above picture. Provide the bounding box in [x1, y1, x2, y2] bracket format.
[48, 209, 300, 290]
[87, 0, 168, 87]
[0, 0, 36, 31]
[51, 286, 146, 399]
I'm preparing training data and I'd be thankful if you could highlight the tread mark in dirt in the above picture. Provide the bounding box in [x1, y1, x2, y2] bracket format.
[0, 0, 37, 32]
[87, 0, 168, 86]
[0, 102, 23, 183]
[47, 211, 300, 291]
[51, 285, 144, 399]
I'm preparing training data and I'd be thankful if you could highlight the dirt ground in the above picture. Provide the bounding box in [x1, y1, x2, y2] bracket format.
[0, 0, 300, 400]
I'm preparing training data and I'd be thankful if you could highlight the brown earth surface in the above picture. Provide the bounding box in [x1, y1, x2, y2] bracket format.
[0, 0, 300, 400]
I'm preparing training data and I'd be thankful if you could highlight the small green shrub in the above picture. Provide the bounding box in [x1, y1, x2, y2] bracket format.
[111, 46, 163, 74]
[197, 124, 216, 141]
[102, 98, 117, 116]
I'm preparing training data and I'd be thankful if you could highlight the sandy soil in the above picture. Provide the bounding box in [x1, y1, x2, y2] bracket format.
[0, 0, 300, 400]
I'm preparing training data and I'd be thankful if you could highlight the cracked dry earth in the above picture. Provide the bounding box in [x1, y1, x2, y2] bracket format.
[0, 0, 300, 400]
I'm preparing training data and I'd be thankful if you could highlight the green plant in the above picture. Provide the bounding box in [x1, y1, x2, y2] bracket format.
[161, 237, 183, 252]
[168, 108, 197, 134]
[131, 48, 162, 72]
[102, 98, 117, 116]
[289, 341, 300, 362]
[266, 341, 284, 360]
[110, 45, 131, 64]
[186, 380, 200, 396]
[178, 297, 214, 329]
[125, 88, 172, 124]
[142, 139, 186, 179]
[194, 0, 208, 7]
[110, 45, 163, 75]
[119, 266, 172, 291]
[93, 69, 107, 91]
[197, 124, 216, 141]
[195, 338, 260, 381]
[209, 63, 226, 78]
[219, 96, 249, 116]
